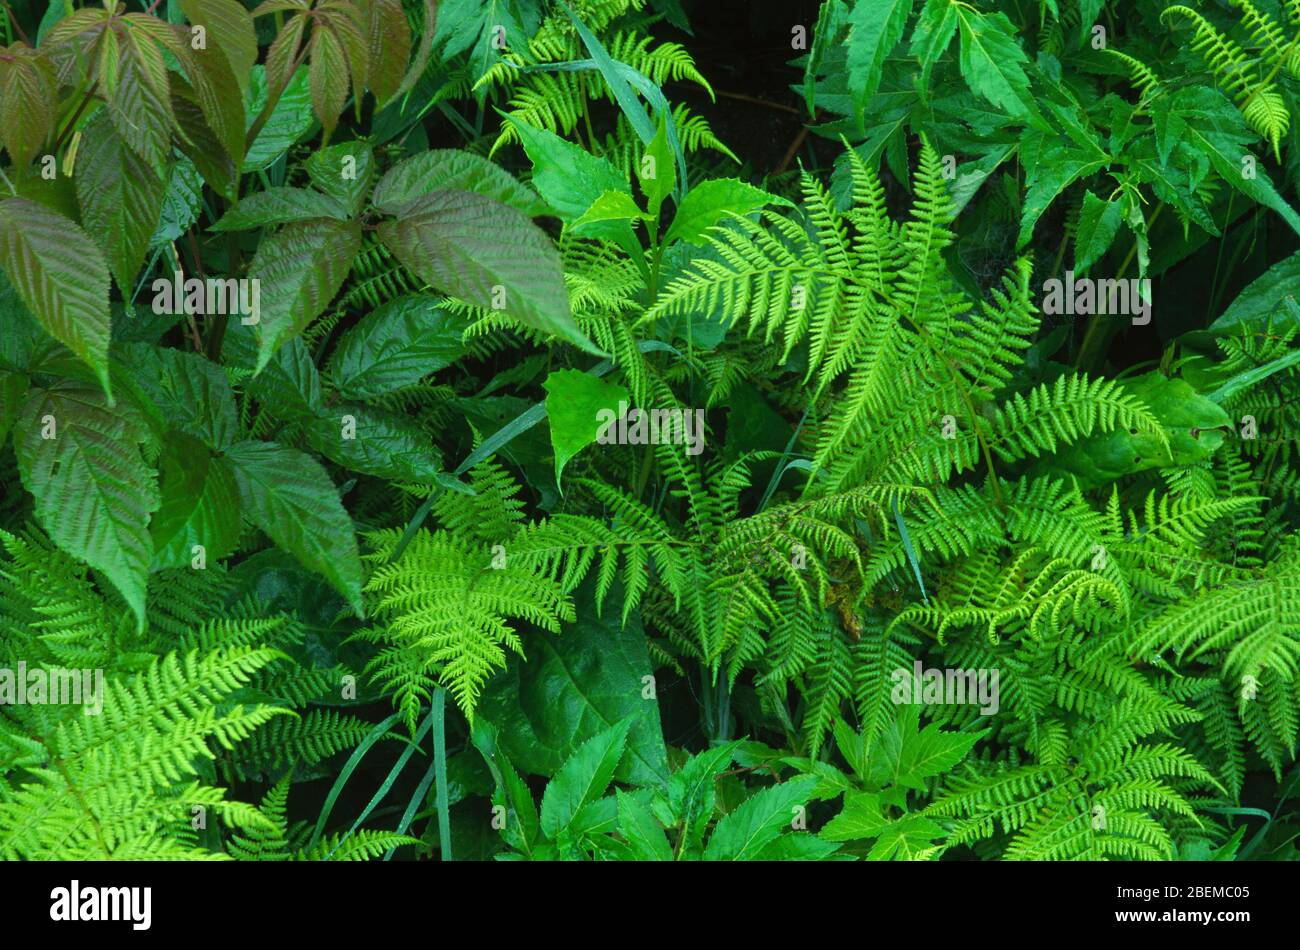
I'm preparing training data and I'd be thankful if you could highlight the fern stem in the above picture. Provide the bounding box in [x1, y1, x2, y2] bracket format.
[51, 755, 112, 858]
[579, 74, 598, 152]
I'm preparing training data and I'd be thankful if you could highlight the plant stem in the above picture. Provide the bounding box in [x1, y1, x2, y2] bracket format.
[433, 689, 453, 862]
[3, 1, 31, 44]
[52, 83, 98, 154]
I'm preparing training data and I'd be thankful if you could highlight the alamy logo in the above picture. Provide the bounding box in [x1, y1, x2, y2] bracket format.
[1041, 271, 1151, 325]
[891, 660, 1000, 715]
[0, 662, 104, 715]
[151, 271, 261, 325]
[595, 401, 706, 456]
[50, 881, 151, 930]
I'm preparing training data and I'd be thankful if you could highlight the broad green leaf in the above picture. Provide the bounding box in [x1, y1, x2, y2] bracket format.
[867, 815, 944, 860]
[1073, 189, 1125, 273]
[75, 112, 166, 294]
[249, 217, 362, 372]
[223, 439, 364, 617]
[820, 791, 891, 841]
[471, 720, 540, 857]
[224, 317, 323, 420]
[873, 717, 983, 791]
[149, 431, 242, 569]
[702, 776, 818, 860]
[371, 149, 550, 217]
[755, 833, 842, 860]
[571, 190, 649, 232]
[150, 159, 204, 246]
[476, 589, 670, 787]
[179, 0, 258, 96]
[180, 0, 256, 93]
[0, 370, 28, 445]
[637, 113, 675, 220]
[1017, 138, 1107, 248]
[663, 178, 788, 247]
[365, 0, 410, 105]
[244, 66, 315, 172]
[616, 789, 672, 860]
[1172, 87, 1300, 237]
[542, 368, 628, 486]
[509, 116, 629, 221]
[172, 76, 240, 201]
[845, 0, 912, 111]
[539, 718, 632, 838]
[946, 143, 1015, 217]
[803, 0, 850, 117]
[15, 381, 160, 630]
[1046, 373, 1231, 488]
[309, 25, 349, 137]
[211, 186, 350, 231]
[107, 35, 173, 167]
[115, 343, 239, 449]
[955, 8, 1034, 118]
[181, 39, 248, 172]
[909, 0, 959, 89]
[0, 198, 111, 396]
[1208, 248, 1300, 335]
[305, 141, 374, 215]
[659, 740, 742, 851]
[327, 294, 468, 401]
[0, 46, 56, 166]
[0, 274, 50, 372]
[302, 403, 443, 482]
[377, 189, 597, 353]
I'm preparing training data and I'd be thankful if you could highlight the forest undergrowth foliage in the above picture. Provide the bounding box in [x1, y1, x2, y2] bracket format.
[0, 0, 1299, 861]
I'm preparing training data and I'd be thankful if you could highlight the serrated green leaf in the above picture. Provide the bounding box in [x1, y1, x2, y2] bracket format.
[476, 590, 670, 787]
[15, 381, 160, 630]
[820, 791, 891, 841]
[702, 776, 818, 860]
[115, 342, 239, 449]
[542, 368, 628, 486]
[616, 789, 672, 860]
[211, 186, 350, 232]
[508, 116, 629, 221]
[243, 65, 315, 172]
[0, 198, 112, 396]
[303, 403, 442, 482]
[663, 178, 788, 247]
[223, 439, 364, 617]
[638, 113, 675, 220]
[149, 431, 241, 569]
[955, 8, 1034, 118]
[179, 0, 258, 97]
[249, 217, 362, 372]
[1074, 189, 1124, 273]
[539, 718, 632, 838]
[1172, 86, 1300, 237]
[371, 148, 549, 217]
[377, 188, 597, 353]
[75, 112, 166, 294]
[305, 141, 374, 215]
[327, 294, 467, 401]
[846, 0, 912, 112]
